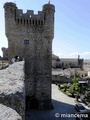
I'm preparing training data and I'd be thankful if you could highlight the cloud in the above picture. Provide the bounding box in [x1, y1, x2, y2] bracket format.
[53, 52, 67, 58]
[69, 52, 90, 59]
[54, 52, 79, 58]
[82, 52, 90, 56]
[54, 52, 90, 59]
[81, 52, 90, 59]
[69, 52, 79, 58]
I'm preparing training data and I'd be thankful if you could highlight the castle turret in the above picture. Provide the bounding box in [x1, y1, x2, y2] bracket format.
[4, 2, 17, 61]
[1, 47, 8, 59]
[4, 2, 17, 37]
[43, 4, 55, 39]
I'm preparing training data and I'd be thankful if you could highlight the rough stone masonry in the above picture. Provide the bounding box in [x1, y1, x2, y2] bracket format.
[4, 2, 55, 109]
[0, 61, 25, 120]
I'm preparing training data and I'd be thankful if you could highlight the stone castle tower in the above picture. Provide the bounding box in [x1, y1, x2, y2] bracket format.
[4, 2, 55, 109]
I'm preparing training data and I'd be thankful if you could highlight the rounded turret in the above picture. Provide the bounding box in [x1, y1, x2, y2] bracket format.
[4, 2, 16, 9]
[42, 4, 55, 39]
[43, 4, 55, 12]
[4, 2, 17, 37]
[1, 47, 8, 59]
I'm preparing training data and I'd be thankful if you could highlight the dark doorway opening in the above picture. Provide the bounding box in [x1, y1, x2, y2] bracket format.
[25, 96, 39, 111]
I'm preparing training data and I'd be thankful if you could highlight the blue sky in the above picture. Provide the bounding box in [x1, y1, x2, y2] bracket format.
[0, 0, 90, 59]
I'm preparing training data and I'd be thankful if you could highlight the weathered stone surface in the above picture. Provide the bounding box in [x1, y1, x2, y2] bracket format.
[0, 104, 21, 120]
[0, 61, 25, 120]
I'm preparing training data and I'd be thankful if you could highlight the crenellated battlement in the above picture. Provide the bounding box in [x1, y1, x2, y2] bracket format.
[16, 9, 44, 25]
[4, 2, 55, 27]
[16, 9, 44, 19]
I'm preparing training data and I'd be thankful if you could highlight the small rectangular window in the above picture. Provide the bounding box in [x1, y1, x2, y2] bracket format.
[24, 40, 29, 45]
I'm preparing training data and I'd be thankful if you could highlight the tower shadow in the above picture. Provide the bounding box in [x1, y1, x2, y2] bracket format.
[25, 99, 76, 120]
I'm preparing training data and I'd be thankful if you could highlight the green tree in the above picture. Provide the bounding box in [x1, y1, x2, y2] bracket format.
[69, 76, 80, 97]
[69, 84, 75, 97]
[63, 83, 68, 92]
[84, 89, 90, 102]
[72, 75, 79, 83]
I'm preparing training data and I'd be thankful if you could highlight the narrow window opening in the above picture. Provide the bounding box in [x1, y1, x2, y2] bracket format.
[17, 19, 19, 24]
[30, 20, 31, 25]
[33, 20, 34, 24]
[38, 20, 40, 25]
[24, 19, 25, 25]
[36, 20, 37, 25]
[27, 19, 28, 24]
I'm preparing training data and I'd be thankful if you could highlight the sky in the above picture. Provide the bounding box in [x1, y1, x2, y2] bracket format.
[0, 0, 90, 59]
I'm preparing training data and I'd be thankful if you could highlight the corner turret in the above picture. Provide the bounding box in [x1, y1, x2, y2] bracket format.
[4, 2, 17, 36]
[1, 47, 8, 59]
[43, 4, 55, 39]
[4, 2, 16, 9]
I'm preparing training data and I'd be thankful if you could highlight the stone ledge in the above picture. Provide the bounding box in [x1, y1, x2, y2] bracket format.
[0, 61, 25, 120]
[0, 104, 21, 120]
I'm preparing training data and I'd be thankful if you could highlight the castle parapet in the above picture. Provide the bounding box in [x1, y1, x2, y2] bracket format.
[16, 9, 44, 25]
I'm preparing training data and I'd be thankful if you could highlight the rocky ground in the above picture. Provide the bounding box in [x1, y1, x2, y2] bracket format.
[0, 62, 24, 94]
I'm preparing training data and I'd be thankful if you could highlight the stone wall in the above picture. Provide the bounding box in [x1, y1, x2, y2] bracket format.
[0, 61, 25, 120]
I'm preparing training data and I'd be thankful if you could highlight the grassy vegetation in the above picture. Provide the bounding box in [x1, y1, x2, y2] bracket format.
[58, 76, 80, 99]
[59, 87, 72, 96]
[58, 76, 90, 104]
